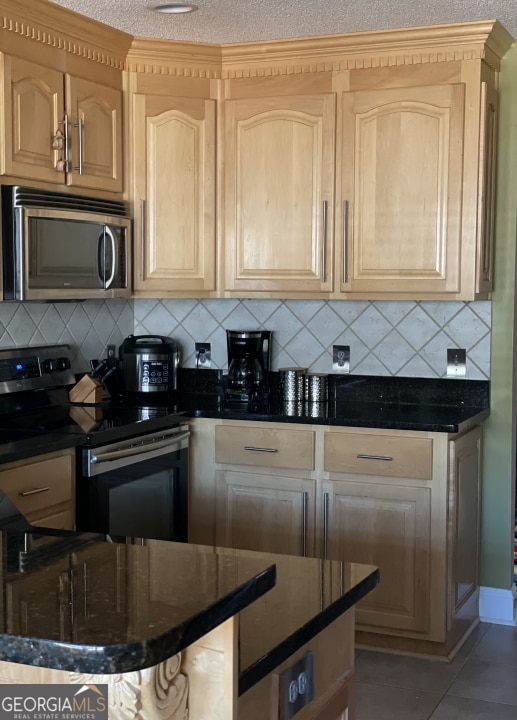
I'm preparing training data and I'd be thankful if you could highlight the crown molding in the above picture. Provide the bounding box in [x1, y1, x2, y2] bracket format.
[0, 0, 132, 69]
[0, 2, 513, 79]
[126, 38, 222, 78]
[219, 20, 514, 77]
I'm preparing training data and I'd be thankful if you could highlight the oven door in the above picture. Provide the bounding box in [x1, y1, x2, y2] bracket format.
[75, 425, 189, 543]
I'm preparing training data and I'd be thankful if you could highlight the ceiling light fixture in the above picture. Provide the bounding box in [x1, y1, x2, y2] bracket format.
[153, 3, 198, 13]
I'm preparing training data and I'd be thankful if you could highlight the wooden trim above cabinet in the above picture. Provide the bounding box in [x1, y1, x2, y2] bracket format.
[124, 20, 513, 79]
[0, 0, 132, 71]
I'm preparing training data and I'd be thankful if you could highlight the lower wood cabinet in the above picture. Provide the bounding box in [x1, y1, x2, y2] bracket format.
[321, 478, 431, 634]
[0, 448, 75, 530]
[191, 417, 482, 656]
[215, 470, 315, 556]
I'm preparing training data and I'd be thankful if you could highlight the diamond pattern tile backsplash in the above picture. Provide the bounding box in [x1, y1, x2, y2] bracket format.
[135, 299, 492, 380]
[0, 299, 490, 380]
[0, 300, 134, 374]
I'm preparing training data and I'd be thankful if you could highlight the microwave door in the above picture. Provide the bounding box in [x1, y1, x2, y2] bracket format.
[27, 215, 106, 294]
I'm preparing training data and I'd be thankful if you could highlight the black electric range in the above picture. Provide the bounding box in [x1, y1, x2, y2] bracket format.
[0, 344, 184, 447]
[0, 345, 189, 543]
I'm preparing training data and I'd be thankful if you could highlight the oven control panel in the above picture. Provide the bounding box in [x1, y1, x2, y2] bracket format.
[0, 344, 75, 393]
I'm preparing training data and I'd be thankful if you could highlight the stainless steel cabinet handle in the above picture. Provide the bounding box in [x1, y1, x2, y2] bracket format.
[342, 200, 349, 284]
[140, 199, 146, 282]
[73, 117, 83, 174]
[63, 113, 70, 173]
[243, 446, 278, 453]
[19, 487, 50, 497]
[357, 454, 393, 461]
[302, 491, 308, 557]
[323, 492, 329, 560]
[321, 200, 328, 283]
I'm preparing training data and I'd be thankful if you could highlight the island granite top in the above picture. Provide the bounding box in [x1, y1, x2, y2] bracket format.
[0, 527, 378, 693]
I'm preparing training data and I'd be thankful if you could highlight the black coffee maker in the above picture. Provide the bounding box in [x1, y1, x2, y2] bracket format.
[226, 330, 272, 402]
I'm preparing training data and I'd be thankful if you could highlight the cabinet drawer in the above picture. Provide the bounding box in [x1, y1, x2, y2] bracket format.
[0, 453, 73, 517]
[215, 425, 315, 470]
[324, 432, 433, 479]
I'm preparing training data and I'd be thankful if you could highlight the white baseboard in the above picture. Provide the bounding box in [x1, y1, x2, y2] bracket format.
[479, 585, 517, 625]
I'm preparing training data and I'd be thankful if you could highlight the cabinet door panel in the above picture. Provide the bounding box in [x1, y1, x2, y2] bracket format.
[216, 470, 314, 556]
[323, 479, 431, 633]
[133, 94, 216, 292]
[225, 94, 335, 293]
[2, 55, 63, 183]
[449, 427, 481, 619]
[340, 84, 464, 294]
[66, 75, 122, 192]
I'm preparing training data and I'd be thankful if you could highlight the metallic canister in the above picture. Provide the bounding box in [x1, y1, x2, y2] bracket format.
[279, 367, 307, 403]
[305, 372, 329, 402]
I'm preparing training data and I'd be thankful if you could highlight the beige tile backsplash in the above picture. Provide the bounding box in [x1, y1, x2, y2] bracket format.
[0, 298, 490, 380]
[135, 299, 491, 380]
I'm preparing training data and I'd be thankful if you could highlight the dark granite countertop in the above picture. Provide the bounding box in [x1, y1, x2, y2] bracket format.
[177, 370, 490, 433]
[0, 523, 378, 691]
[179, 393, 488, 432]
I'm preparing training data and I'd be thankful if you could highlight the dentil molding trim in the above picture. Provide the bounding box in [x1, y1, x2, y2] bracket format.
[0, 1, 513, 79]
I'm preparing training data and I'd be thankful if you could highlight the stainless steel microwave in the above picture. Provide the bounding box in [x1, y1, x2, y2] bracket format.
[1, 185, 132, 301]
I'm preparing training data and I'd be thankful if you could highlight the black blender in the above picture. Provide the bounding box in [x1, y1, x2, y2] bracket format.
[225, 330, 272, 403]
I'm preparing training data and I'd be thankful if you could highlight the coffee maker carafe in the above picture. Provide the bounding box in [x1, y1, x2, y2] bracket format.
[226, 330, 271, 402]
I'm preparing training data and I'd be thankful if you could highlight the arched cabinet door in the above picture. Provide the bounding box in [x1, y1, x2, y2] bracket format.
[2, 55, 64, 183]
[224, 93, 335, 295]
[338, 83, 465, 296]
[132, 94, 216, 294]
[66, 74, 123, 192]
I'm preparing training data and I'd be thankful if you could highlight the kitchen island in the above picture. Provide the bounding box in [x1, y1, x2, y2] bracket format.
[0, 509, 378, 719]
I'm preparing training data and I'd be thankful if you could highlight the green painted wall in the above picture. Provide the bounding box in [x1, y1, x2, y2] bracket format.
[480, 42, 517, 589]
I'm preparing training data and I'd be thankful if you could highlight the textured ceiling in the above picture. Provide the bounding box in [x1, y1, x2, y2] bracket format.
[49, 0, 517, 45]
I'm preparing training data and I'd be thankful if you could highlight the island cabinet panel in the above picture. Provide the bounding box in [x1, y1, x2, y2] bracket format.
[0, 448, 75, 530]
[224, 92, 335, 295]
[1, 54, 123, 192]
[131, 89, 216, 294]
[338, 83, 465, 296]
[239, 608, 354, 720]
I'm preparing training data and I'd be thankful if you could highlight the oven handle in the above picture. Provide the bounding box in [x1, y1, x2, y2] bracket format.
[90, 430, 190, 466]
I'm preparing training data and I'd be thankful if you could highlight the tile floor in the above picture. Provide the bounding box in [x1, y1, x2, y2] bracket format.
[355, 622, 517, 719]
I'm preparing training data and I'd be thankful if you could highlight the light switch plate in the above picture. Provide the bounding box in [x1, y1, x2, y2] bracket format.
[447, 348, 466, 377]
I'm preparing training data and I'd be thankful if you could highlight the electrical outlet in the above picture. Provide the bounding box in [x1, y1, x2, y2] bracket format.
[106, 345, 116, 359]
[332, 344, 350, 373]
[279, 652, 314, 720]
[195, 342, 211, 369]
[447, 348, 466, 377]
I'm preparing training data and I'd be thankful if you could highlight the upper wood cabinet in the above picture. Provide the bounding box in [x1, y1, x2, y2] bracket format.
[338, 83, 465, 296]
[131, 89, 216, 294]
[0, 54, 123, 192]
[224, 93, 335, 295]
